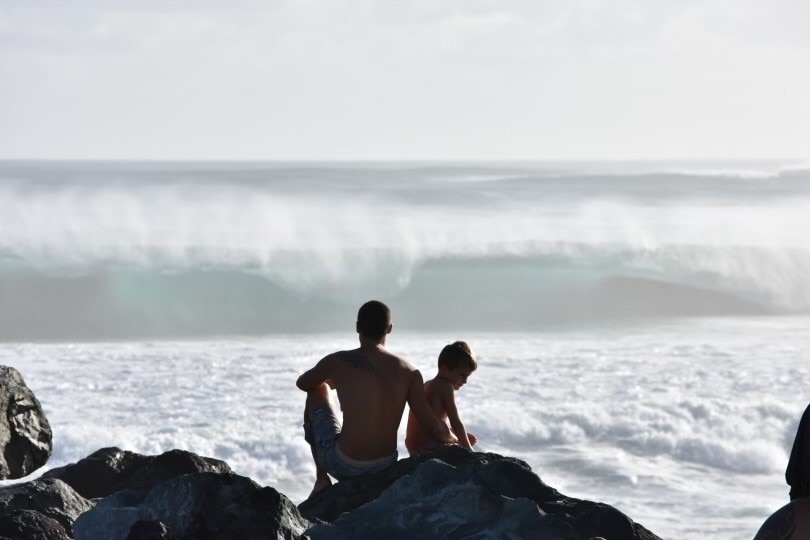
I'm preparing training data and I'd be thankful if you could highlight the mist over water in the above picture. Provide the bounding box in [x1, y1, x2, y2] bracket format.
[1, 160, 809, 340]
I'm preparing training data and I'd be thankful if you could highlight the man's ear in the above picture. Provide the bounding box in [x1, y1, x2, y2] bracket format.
[386, 323, 393, 334]
[356, 322, 361, 334]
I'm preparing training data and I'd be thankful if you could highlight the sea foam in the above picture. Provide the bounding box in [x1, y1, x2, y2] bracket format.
[3, 318, 807, 539]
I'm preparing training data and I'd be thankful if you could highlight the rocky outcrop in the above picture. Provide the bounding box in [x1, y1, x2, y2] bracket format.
[1, 446, 662, 540]
[42, 447, 232, 500]
[0, 478, 93, 539]
[0, 509, 72, 540]
[0, 366, 52, 479]
[301, 446, 660, 540]
[73, 472, 311, 540]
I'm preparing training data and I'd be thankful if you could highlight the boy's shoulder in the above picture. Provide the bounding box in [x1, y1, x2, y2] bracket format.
[426, 377, 454, 393]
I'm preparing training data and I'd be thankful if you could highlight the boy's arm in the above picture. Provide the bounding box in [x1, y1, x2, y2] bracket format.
[296, 355, 336, 391]
[439, 383, 473, 451]
[408, 370, 457, 444]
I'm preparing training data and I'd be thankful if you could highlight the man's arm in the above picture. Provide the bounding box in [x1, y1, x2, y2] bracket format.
[296, 355, 336, 391]
[408, 370, 457, 444]
[439, 383, 473, 451]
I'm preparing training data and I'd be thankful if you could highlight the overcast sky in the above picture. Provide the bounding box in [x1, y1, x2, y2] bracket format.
[1, 0, 808, 160]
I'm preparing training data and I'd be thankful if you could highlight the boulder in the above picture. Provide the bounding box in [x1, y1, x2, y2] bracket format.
[73, 472, 311, 540]
[305, 458, 577, 540]
[43, 447, 232, 500]
[300, 446, 660, 540]
[125, 520, 170, 540]
[0, 366, 53, 479]
[0, 509, 71, 540]
[4, 445, 661, 539]
[0, 478, 93, 538]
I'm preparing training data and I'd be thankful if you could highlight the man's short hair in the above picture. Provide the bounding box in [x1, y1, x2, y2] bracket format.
[357, 300, 391, 339]
[438, 341, 477, 371]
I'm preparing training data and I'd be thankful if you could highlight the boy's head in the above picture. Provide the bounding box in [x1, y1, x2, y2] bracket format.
[356, 300, 392, 341]
[438, 341, 477, 372]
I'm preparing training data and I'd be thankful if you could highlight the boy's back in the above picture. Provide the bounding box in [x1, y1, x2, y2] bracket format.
[405, 341, 478, 456]
[405, 377, 450, 455]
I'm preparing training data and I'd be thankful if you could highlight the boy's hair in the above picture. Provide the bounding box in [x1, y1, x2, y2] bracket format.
[357, 300, 391, 339]
[438, 341, 477, 371]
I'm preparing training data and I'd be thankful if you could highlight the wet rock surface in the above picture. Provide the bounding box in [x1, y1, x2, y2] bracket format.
[0, 366, 52, 480]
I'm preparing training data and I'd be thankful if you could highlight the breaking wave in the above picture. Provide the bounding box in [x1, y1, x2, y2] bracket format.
[1, 160, 808, 339]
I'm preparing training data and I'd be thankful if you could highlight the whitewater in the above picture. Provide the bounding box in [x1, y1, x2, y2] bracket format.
[1, 160, 810, 539]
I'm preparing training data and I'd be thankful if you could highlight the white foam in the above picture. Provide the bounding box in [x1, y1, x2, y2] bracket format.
[4, 318, 808, 539]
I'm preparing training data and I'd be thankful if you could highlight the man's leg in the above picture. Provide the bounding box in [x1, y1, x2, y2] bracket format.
[304, 382, 333, 496]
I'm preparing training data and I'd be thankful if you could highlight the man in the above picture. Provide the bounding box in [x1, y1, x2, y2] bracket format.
[787, 403, 810, 500]
[297, 300, 456, 496]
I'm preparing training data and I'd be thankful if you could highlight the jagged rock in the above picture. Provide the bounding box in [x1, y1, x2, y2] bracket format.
[43, 447, 231, 499]
[73, 472, 311, 540]
[0, 366, 53, 479]
[0, 478, 93, 537]
[305, 459, 577, 540]
[0, 509, 71, 540]
[125, 520, 170, 540]
[300, 446, 660, 540]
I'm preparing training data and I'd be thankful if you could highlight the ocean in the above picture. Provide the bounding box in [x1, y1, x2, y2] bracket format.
[1, 160, 809, 539]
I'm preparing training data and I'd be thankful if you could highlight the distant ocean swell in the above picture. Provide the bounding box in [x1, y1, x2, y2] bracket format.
[1, 161, 808, 339]
[0, 246, 806, 340]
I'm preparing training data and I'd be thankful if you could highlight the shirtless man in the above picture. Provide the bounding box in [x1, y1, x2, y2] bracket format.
[753, 498, 810, 540]
[297, 300, 456, 496]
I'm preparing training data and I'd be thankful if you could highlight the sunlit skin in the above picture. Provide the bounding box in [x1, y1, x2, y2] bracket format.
[406, 365, 477, 452]
[297, 323, 457, 496]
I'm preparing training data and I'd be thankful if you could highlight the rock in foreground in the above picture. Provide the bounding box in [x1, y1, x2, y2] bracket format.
[301, 446, 660, 540]
[0, 478, 93, 538]
[43, 446, 232, 500]
[0, 366, 53, 479]
[2, 445, 661, 539]
[73, 472, 310, 540]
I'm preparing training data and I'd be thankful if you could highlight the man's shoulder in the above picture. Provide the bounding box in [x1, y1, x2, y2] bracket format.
[331, 349, 374, 371]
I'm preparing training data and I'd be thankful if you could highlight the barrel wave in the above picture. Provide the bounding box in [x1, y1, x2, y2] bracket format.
[1, 160, 808, 340]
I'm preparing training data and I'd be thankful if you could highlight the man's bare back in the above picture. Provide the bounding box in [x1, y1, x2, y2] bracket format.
[316, 346, 421, 460]
[297, 300, 455, 495]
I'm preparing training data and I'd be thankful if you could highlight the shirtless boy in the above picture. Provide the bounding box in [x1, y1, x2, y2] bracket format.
[405, 341, 478, 456]
[297, 300, 456, 496]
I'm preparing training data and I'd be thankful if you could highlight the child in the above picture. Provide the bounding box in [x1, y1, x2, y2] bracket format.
[405, 341, 478, 456]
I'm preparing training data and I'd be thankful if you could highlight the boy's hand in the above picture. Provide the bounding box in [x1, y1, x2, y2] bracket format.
[468, 433, 477, 446]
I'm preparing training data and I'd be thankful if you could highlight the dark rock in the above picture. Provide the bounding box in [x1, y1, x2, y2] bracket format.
[299, 446, 551, 523]
[0, 477, 93, 537]
[125, 520, 171, 540]
[43, 447, 231, 499]
[74, 472, 311, 540]
[0, 509, 71, 540]
[0, 366, 53, 479]
[300, 446, 661, 540]
[305, 459, 577, 540]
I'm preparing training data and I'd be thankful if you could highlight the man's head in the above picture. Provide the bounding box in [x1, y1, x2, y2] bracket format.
[356, 300, 392, 342]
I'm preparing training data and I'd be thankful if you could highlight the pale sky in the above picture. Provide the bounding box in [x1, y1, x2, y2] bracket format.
[1, 0, 808, 160]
